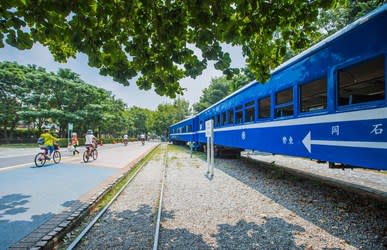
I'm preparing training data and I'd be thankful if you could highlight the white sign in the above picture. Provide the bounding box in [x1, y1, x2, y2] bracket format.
[68, 123, 73, 130]
[205, 120, 213, 138]
[241, 131, 246, 140]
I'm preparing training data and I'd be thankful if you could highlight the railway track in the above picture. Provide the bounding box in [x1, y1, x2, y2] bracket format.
[61, 144, 168, 249]
[60, 145, 387, 249]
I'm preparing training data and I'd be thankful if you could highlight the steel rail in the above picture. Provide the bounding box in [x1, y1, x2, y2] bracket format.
[153, 146, 168, 250]
[66, 150, 154, 250]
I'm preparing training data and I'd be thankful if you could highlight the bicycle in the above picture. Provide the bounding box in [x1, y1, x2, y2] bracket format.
[34, 144, 61, 167]
[83, 145, 98, 162]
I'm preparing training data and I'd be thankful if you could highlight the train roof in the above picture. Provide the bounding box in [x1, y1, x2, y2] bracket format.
[170, 116, 194, 127]
[196, 4, 387, 117]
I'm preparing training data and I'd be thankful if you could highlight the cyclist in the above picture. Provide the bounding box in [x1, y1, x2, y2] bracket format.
[40, 126, 57, 159]
[123, 134, 128, 145]
[140, 133, 145, 145]
[85, 129, 97, 153]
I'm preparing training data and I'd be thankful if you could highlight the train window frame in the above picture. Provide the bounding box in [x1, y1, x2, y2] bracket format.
[275, 87, 294, 118]
[299, 77, 328, 114]
[214, 114, 220, 127]
[258, 96, 271, 119]
[244, 100, 256, 123]
[221, 111, 227, 126]
[337, 55, 385, 108]
[235, 105, 243, 124]
[228, 108, 234, 125]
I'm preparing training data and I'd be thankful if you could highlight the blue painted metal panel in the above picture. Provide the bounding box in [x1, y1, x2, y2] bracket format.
[169, 117, 195, 143]
[170, 5, 387, 170]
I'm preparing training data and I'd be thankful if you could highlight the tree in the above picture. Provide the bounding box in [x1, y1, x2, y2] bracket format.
[127, 106, 151, 136]
[0, 61, 140, 141]
[0, 62, 28, 142]
[193, 70, 253, 113]
[152, 103, 178, 137]
[173, 98, 191, 121]
[1, 0, 340, 98]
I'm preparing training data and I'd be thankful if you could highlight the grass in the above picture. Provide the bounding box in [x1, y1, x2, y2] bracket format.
[167, 144, 206, 160]
[58, 144, 162, 249]
[0, 143, 37, 148]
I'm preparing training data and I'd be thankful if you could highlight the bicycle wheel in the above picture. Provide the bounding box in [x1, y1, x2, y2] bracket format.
[34, 153, 46, 167]
[83, 151, 89, 163]
[92, 149, 98, 160]
[53, 151, 61, 164]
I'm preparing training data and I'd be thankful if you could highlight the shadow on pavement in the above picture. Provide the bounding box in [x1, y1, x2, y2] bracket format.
[0, 193, 54, 249]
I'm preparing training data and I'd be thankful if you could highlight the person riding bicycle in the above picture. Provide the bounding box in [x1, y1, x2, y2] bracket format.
[140, 133, 145, 145]
[123, 134, 128, 145]
[85, 129, 97, 152]
[40, 126, 57, 159]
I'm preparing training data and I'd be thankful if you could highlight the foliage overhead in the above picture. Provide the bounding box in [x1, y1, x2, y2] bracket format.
[193, 0, 386, 113]
[193, 70, 254, 113]
[1, 0, 340, 97]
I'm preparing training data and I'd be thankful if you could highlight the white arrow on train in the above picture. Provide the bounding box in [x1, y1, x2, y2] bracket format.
[302, 131, 387, 153]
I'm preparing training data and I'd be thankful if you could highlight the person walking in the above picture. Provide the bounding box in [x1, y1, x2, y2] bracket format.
[71, 132, 80, 155]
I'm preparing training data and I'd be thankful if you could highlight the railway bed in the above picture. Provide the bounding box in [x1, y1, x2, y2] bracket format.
[57, 144, 386, 249]
[242, 151, 387, 203]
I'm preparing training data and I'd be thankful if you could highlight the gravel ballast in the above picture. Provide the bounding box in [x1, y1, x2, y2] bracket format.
[75, 146, 165, 249]
[159, 146, 387, 249]
[73, 144, 387, 249]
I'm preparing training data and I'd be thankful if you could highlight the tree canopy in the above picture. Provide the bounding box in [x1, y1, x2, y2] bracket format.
[1, 0, 341, 98]
[193, 70, 254, 113]
[0, 61, 191, 142]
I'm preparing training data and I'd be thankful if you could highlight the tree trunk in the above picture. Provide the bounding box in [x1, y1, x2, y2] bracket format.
[3, 121, 9, 144]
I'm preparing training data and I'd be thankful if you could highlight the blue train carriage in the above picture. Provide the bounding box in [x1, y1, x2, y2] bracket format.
[196, 5, 387, 170]
[169, 116, 197, 145]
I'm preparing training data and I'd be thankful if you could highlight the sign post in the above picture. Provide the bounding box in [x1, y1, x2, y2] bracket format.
[68, 123, 73, 146]
[205, 119, 214, 177]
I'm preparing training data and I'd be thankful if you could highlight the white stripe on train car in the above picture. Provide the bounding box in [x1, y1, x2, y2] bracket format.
[302, 131, 387, 153]
[193, 107, 387, 133]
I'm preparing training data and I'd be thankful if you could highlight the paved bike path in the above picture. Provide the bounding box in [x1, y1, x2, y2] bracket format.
[0, 142, 158, 249]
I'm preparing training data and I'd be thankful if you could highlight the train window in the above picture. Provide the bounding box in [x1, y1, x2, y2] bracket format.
[276, 88, 293, 105]
[188, 125, 192, 132]
[199, 121, 203, 130]
[221, 112, 226, 126]
[245, 100, 254, 107]
[300, 78, 327, 112]
[338, 56, 385, 106]
[275, 88, 293, 118]
[228, 109, 234, 125]
[258, 96, 271, 119]
[235, 105, 243, 124]
[244, 100, 255, 123]
[215, 114, 220, 127]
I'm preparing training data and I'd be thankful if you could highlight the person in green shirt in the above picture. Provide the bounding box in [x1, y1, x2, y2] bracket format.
[40, 127, 57, 159]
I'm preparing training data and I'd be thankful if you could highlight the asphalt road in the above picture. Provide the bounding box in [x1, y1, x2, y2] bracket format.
[0, 141, 158, 249]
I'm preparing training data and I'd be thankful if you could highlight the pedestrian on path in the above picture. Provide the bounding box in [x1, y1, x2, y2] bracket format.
[71, 132, 80, 155]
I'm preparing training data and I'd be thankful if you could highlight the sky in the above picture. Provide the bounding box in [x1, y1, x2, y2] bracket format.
[0, 43, 245, 110]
